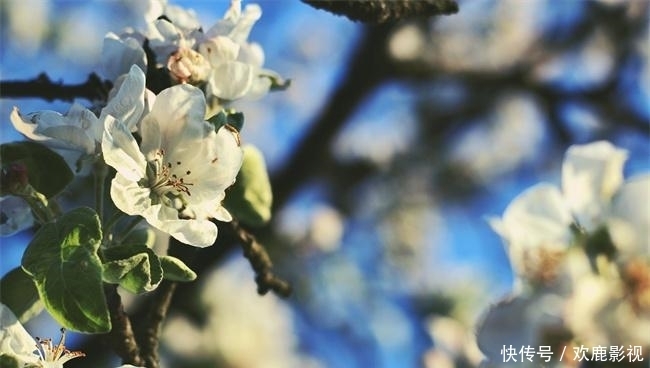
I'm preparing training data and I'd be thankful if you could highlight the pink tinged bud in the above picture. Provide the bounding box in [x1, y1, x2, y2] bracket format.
[167, 48, 211, 85]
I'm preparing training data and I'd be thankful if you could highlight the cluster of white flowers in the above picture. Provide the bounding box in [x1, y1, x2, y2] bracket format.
[1, 0, 278, 365]
[2, 0, 283, 248]
[478, 141, 649, 367]
[104, 0, 279, 106]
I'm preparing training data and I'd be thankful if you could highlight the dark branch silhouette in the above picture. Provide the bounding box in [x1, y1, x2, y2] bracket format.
[302, 0, 458, 23]
[0, 72, 112, 102]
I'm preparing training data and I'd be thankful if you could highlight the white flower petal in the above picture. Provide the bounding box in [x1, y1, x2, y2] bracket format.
[147, 19, 185, 65]
[10, 106, 52, 143]
[67, 103, 103, 144]
[102, 32, 147, 81]
[476, 293, 565, 364]
[0, 303, 40, 365]
[229, 3, 262, 43]
[161, 218, 218, 247]
[207, 61, 255, 101]
[102, 115, 146, 181]
[562, 140, 628, 232]
[10, 106, 97, 154]
[146, 84, 207, 153]
[164, 4, 201, 33]
[110, 173, 153, 217]
[493, 183, 573, 250]
[142, 204, 218, 247]
[100, 65, 146, 132]
[490, 184, 574, 282]
[199, 36, 240, 65]
[36, 125, 96, 154]
[607, 174, 650, 256]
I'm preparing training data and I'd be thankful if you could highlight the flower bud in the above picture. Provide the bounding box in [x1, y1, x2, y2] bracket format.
[167, 48, 211, 85]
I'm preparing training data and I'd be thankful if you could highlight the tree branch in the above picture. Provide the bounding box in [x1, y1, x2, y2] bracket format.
[138, 281, 177, 368]
[302, 0, 458, 23]
[231, 220, 292, 297]
[0, 73, 112, 102]
[104, 285, 144, 367]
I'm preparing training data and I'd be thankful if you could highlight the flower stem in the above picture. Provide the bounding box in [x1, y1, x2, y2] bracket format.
[116, 216, 144, 244]
[93, 157, 108, 222]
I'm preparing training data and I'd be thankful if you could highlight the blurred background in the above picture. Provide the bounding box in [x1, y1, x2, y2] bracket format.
[1, 0, 649, 367]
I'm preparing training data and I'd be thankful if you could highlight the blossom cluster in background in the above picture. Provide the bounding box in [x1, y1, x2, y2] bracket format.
[479, 141, 649, 367]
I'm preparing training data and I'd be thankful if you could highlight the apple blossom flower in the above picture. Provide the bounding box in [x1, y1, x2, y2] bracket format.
[10, 66, 147, 171]
[562, 140, 628, 232]
[489, 141, 648, 286]
[33, 329, 85, 368]
[198, 0, 274, 101]
[102, 84, 243, 247]
[482, 140, 650, 364]
[488, 184, 574, 286]
[0, 304, 85, 368]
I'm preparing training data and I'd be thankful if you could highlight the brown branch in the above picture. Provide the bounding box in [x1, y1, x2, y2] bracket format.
[138, 281, 177, 368]
[302, 0, 458, 23]
[104, 285, 144, 367]
[135, 237, 195, 368]
[0, 73, 112, 102]
[232, 220, 292, 298]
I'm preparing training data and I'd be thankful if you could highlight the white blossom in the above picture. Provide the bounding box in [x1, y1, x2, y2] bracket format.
[562, 140, 628, 232]
[488, 183, 574, 285]
[10, 65, 146, 162]
[33, 329, 85, 368]
[198, 0, 273, 101]
[102, 84, 243, 247]
[482, 140, 650, 363]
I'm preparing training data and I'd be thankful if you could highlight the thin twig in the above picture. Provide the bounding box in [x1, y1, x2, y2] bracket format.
[136, 237, 196, 368]
[104, 285, 144, 366]
[138, 281, 177, 368]
[231, 220, 292, 298]
[0, 72, 112, 102]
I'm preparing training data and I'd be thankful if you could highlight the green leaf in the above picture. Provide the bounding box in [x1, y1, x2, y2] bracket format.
[0, 355, 21, 368]
[225, 111, 244, 132]
[0, 267, 43, 323]
[262, 71, 291, 91]
[159, 256, 197, 282]
[21, 207, 109, 333]
[0, 141, 74, 197]
[207, 110, 244, 133]
[207, 111, 228, 132]
[102, 244, 163, 294]
[223, 145, 273, 227]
